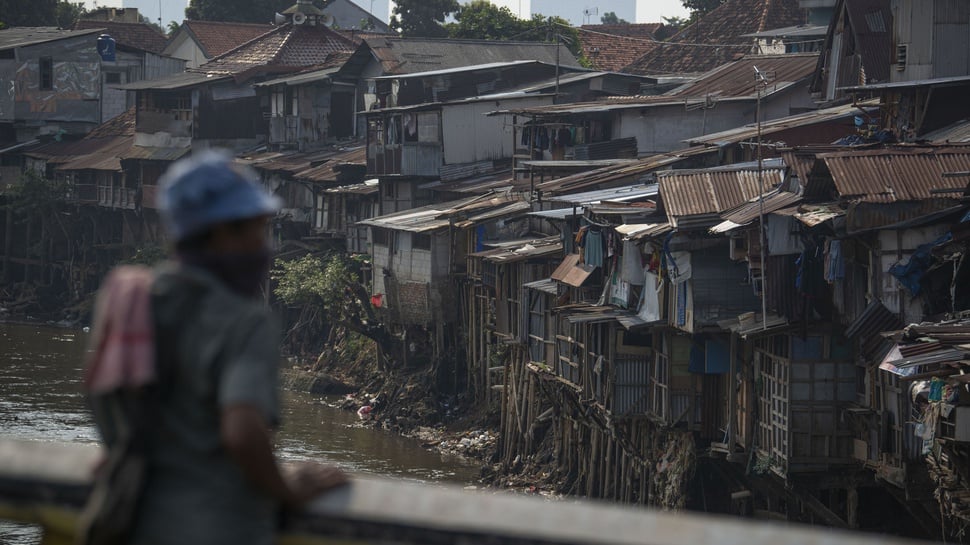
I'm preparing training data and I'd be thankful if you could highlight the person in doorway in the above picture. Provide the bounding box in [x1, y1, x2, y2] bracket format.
[83, 150, 347, 545]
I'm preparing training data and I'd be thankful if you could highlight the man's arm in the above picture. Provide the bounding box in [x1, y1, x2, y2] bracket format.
[221, 404, 347, 507]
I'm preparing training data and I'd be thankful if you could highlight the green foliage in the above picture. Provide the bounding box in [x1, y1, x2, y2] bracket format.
[0, 0, 54, 28]
[445, 4, 583, 60]
[272, 253, 359, 308]
[681, 0, 724, 17]
[600, 11, 629, 25]
[448, 1, 523, 41]
[389, 0, 459, 38]
[661, 15, 689, 33]
[185, 0, 322, 23]
[54, 1, 85, 28]
[5, 171, 68, 216]
[167, 21, 181, 37]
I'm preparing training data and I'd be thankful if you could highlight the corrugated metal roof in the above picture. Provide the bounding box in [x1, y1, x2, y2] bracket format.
[665, 53, 819, 100]
[841, 74, 970, 92]
[363, 37, 582, 75]
[546, 183, 659, 205]
[254, 66, 342, 87]
[0, 27, 101, 51]
[297, 147, 367, 183]
[523, 278, 559, 294]
[119, 71, 230, 90]
[615, 223, 672, 240]
[120, 146, 190, 161]
[535, 146, 717, 195]
[719, 188, 803, 226]
[923, 119, 970, 144]
[773, 202, 845, 226]
[373, 60, 543, 80]
[359, 193, 529, 233]
[469, 237, 563, 264]
[821, 146, 970, 203]
[324, 179, 378, 195]
[684, 100, 878, 146]
[551, 254, 596, 287]
[845, 300, 903, 340]
[529, 207, 586, 220]
[658, 164, 785, 225]
[55, 136, 132, 172]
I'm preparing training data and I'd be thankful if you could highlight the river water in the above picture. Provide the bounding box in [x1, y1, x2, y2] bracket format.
[0, 323, 482, 544]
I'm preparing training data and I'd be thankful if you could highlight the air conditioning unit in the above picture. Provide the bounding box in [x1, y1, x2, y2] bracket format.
[292, 12, 307, 25]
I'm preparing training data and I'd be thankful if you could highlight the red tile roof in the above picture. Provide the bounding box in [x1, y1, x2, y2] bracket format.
[74, 20, 169, 55]
[86, 107, 135, 138]
[577, 26, 659, 72]
[624, 0, 807, 75]
[182, 20, 274, 58]
[197, 23, 357, 76]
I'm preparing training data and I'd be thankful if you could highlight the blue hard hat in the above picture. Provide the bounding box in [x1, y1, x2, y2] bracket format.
[158, 150, 281, 241]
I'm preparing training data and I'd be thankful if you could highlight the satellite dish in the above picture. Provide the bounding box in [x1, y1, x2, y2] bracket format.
[274, 12, 287, 25]
[319, 13, 333, 27]
[292, 12, 307, 25]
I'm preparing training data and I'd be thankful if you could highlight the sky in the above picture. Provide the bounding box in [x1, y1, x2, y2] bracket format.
[82, 0, 689, 30]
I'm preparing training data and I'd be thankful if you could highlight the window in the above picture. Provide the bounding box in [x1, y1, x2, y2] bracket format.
[412, 233, 431, 251]
[896, 44, 908, 70]
[271, 88, 285, 117]
[383, 181, 395, 198]
[105, 72, 122, 84]
[417, 112, 439, 143]
[372, 228, 389, 246]
[39, 57, 53, 90]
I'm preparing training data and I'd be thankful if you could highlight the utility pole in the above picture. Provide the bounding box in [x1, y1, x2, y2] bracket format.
[754, 66, 769, 330]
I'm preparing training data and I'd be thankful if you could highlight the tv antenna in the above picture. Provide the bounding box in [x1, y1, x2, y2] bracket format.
[583, 7, 598, 24]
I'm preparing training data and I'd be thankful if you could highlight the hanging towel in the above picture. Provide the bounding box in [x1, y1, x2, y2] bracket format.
[84, 266, 157, 395]
[825, 239, 845, 282]
[637, 270, 661, 323]
[584, 229, 604, 268]
[620, 240, 645, 285]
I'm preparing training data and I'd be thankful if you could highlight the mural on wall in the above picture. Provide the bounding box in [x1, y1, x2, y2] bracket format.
[15, 61, 100, 114]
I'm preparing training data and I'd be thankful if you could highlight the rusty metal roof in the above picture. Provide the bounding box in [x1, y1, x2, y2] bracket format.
[469, 237, 563, 264]
[535, 146, 717, 196]
[665, 53, 819, 100]
[615, 223, 672, 240]
[362, 37, 581, 75]
[820, 146, 970, 203]
[55, 136, 132, 172]
[551, 254, 596, 287]
[359, 193, 529, 233]
[296, 147, 367, 183]
[923, 119, 970, 144]
[658, 161, 786, 226]
[773, 202, 845, 227]
[324, 179, 378, 195]
[0, 27, 102, 51]
[120, 145, 190, 161]
[684, 99, 879, 146]
[719, 187, 803, 226]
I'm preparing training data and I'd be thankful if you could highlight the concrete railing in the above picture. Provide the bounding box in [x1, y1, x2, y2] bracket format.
[0, 439, 934, 545]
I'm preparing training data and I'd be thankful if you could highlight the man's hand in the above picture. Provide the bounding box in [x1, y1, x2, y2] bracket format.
[283, 462, 349, 507]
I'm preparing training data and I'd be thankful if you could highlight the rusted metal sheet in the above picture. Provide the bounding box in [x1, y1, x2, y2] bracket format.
[667, 53, 819, 100]
[360, 193, 528, 233]
[120, 145, 189, 161]
[685, 100, 878, 146]
[821, 146, 970, 202]
[719, 188, 802, 226]
[535, 146, 716, 196]
[658, 165, 784, 225]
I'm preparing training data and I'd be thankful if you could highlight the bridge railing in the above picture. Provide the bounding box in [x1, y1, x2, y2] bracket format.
[0, 439, 934, 545]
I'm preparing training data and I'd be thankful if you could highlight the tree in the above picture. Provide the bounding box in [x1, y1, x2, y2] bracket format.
[54, 1, 85, 28]
[167, 21, 181, 37]
[600, 11, 629, 25]
[0, 0, 56, 27]
[273, 254, 398, 370]
[185, 0, 313, 23]
[681, 0, 724, 17]
[389, 0, 459, 38]
[448, 1, 526, 41]
[661, 15, 689, 33]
